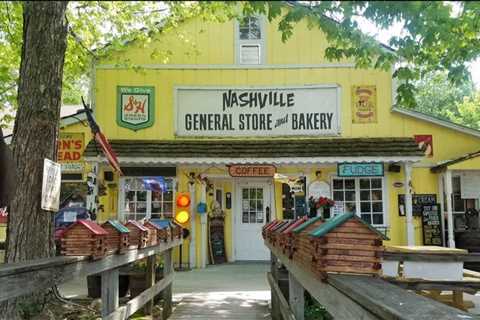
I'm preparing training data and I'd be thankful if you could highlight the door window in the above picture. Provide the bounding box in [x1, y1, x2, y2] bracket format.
[241, 187, 264, 224]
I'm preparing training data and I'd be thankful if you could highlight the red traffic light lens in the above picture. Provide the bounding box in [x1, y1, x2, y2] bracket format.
[176, 194, 191, 207]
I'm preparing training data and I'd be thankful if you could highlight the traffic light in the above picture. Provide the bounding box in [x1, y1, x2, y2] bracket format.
[175, 193, 191, 224]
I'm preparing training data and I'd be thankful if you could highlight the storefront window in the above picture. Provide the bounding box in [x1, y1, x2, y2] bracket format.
[332, 177, 385, 226]
[122, 177, 175, 221]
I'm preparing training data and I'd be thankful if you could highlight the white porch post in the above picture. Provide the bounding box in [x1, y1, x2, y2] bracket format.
[404, 162, 415, 246]
[200, 180, 207, 269]
[188, 180, 196, 269]
[438, 173, 446, 247]
[86, 160, 99, 216]
[444, 170, 456, 248]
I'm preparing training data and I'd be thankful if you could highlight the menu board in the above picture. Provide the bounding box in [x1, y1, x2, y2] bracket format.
[398, 194, 437, 217]
[422, 204, 443, 246]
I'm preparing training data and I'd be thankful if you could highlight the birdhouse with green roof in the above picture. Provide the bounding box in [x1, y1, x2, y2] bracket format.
[291, 216, 325, 268]
[102, 220, 130, 254]
[309, 212, 387, 279]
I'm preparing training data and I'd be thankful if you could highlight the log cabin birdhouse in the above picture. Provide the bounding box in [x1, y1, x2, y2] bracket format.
[308, 212, 387, 279]
[124, 220, 149, 249]
[144, 220, 161, 246]
[170, 220, 183, 241]
[149, 219, 172, 243]
[102, 220, 130, 254]
[291, 216, 325, 264]
[61, 220, 108, 259]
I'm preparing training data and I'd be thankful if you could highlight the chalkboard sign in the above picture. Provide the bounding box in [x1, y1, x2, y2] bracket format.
[398, 194, 437, 217]
[209, 217, 226, 264]
[422, 204, 443, 246]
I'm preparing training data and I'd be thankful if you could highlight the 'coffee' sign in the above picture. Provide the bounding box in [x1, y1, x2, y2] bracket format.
[228, 165, 276, 177]
[176, 86, 341, 137]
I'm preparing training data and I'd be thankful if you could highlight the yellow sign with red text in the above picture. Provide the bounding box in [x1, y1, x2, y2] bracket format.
[352, 85, 377, 123]
[58, 133, 84, 172]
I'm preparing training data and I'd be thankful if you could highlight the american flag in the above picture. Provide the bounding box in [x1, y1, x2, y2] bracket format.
[82, 97, 123, 175]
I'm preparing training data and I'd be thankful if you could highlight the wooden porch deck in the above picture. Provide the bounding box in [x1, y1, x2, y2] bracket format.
[171, 263, 271, 320]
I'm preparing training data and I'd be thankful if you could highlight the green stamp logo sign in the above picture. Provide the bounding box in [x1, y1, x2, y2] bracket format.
[337, 162, 384, 177]
[117, 86, 155, 130]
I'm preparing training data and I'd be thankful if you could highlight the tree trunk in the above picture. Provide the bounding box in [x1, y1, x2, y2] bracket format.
[2, 1, 68, 318]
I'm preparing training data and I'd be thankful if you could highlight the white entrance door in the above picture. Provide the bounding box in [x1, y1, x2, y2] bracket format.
[235, 181, 272, 261]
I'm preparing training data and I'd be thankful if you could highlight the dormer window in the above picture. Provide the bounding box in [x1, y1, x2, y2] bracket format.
[236, 16, 265, 65]
[239, 17, 261, 40]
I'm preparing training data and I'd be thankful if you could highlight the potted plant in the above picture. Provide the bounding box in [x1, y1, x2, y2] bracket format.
[308, 196, 335, 219]
[127, 257, 164, 302]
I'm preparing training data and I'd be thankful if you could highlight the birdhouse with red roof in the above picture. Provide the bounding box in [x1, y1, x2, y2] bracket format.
[102, 220, 130, 254]
[60, 220, 108, 259]
[143, 220, 161, 246]
[124, 220, 148, 249]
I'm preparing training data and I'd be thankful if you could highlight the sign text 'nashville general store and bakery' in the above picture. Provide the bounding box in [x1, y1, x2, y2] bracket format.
[176, 86, 341, 137]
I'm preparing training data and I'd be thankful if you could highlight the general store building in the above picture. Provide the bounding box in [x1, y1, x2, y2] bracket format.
[57, 12, 480, 268]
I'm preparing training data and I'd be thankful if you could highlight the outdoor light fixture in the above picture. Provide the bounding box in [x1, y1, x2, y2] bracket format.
[175, 193, 191, 225]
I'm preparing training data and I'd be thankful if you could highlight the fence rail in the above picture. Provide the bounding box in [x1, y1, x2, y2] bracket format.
[0, 239, 182, 319]
[266, 241, 475, 320]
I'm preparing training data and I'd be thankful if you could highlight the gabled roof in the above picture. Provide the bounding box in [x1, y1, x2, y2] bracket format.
[431, 149, 480, 173]
[392, 107, 480, 139]
[103, 220, 130, 233]
[309, 212, 388, 240]
[67, 220, 108, 236]
[292, 216, 323, 234]
[146, 219, 171, 230]
[125, 220, 149, 232]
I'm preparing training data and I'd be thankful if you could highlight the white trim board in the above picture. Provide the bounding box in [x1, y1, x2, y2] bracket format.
[85, 156, 423, 165]
[392, 107, 480, 138]
[95, 63, 357, 70]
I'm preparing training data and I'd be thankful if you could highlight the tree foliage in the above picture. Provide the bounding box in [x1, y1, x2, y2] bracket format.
[0, 1, 479, 128]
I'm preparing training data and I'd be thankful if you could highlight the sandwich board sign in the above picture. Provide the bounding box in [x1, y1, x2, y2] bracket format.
[41, 159, 61, 212]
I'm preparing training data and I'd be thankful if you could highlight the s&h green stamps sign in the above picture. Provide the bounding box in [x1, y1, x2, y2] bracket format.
[338, 162, 384, 177]
[117, 86, 155, 130]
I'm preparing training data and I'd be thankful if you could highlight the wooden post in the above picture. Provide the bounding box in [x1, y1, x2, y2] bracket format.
[289, 272, 305, 320]
[145, 255, 156, 315]
[438, 173, 446, 246]
[444, 170, 456, 248]
[189, 181, 196, 269]
[270, 253, 281, 320]
[404, 162, 415, 246]
[162, 249, 173, 319]
[101, 267, 119, 318]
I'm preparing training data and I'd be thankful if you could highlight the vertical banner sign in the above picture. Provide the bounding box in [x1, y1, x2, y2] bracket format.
[117, 86, 155, 130]
[58, 132, 84, 172]
[41, 159, 62, 212]
[175, 86, 341, 137]
[352, 85, 377, 123]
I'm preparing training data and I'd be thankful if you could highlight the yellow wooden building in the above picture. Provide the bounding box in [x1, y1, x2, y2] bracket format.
[53, 13, 480, 269]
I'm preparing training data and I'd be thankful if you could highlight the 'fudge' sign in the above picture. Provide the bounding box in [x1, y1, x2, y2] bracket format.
[175, 86, 341, 137]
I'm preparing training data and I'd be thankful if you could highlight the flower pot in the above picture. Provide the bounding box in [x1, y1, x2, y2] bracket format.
[87, 274, 130, 298]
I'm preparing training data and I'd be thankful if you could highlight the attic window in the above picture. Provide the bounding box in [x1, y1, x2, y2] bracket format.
[239, 17, 261, 40]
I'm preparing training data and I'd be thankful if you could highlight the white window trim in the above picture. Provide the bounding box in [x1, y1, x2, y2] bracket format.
[234, 15, 267, 65]
[117, 176, 176, 222]
[329, 174, 389, 228]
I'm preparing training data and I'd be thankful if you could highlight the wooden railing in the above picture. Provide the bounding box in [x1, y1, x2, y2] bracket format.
[0, 238, 182, 320]
[266, 241, 476, 320]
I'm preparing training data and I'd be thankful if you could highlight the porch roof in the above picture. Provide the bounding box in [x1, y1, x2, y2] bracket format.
[84, 137, 424, 165]
[431, 149, 480, 173]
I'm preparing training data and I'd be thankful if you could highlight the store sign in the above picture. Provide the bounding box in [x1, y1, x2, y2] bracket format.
[41, 159, 61, 212]
[228, 165, 276, 177]
[175, 86, 341, 137]
[58, 132, 84, 172]
[338, 162, 384, 177]
[117, 86, 155, 130]
[352, 85, 377, 123]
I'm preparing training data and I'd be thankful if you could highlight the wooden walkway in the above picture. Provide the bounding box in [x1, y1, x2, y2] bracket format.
[171, 263, 271, 320]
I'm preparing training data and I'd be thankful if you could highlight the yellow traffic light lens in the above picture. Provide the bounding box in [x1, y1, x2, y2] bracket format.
[175, 210, 190, 224]
[176, 194, 191, 207]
